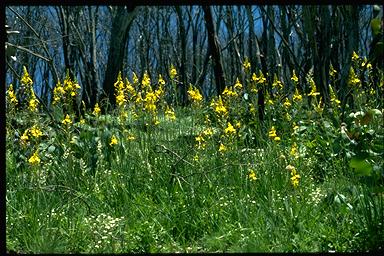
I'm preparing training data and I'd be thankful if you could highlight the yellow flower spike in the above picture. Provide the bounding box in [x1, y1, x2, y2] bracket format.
[165, 105, 176, 121]
[219, 143, 227, 153]
[283, 98, 291, 108]
[28, 150, 41, 165]
[187, 84, 203, 103]
[352, 51, 359, 62]
[248, 169, 258, 181]
[30, 125, 43, 138]
[93, 103, 101, 116]
[7, 84, 18, 105]
[291, 69, 299, 83]
[158, 74, 166, 86]
[110, 135, 118, 146]
[28, 97, 38, 112]
[329, 64, 337, 78]
[243, 58, 251, 71]
[307, 78, 320, 97]
[293, 88, 303, 102]
[234, 78, 243, 90]
[62, 114, 73, 126]
[169, 64, 177, 79]
[132, 72, 139, 84]
[224, 122, 236, 135]
[290, 142, 299, 159]
[268, 126, 277, 139]
[142, 71, 151, 89]
[222, 86, 238, 98]
[20, 129, 29, 143]
[21, 66, 33, 87]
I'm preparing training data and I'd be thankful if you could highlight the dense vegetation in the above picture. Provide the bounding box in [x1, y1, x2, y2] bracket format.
[6, 51, 384, 252]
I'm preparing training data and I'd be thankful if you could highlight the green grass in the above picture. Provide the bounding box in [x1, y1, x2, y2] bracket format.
[6, 108, 384, 252]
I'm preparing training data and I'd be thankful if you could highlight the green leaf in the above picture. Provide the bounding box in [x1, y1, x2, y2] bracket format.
[48, 145, 56, 153]
[371, 18, 381, 37]
[349, 157, 373, 176]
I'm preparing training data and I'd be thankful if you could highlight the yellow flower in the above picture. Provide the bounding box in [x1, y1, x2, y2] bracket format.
[234, 78, 243, 90]
[293, 88, 303, 102]
[307, 78, 320, 97]
[252, 71, 266, 84]
[329, 64, 337, 78]
[30, 125, 43, 138]
[144, 92, 157, 113]
[203, 128, 213, 137]
[187, 84, 203, 103]
[7, 84, 18, 105]
[21, 66, 33, 87]
[348, 67, 361, 86]
[329, 85, 340, 107]
[291, 173, 301, 188]
[268, 126, 277, 139]
[352, 51, 359, 62]
[28, 150, 41, 165]
[169, 64, 177, 79]
[28, 97, 38, 112]
[195, 134, 206, 149]
[165, 105, 176, 121]
[158, 74, 165, 85]
[219, 143, 227, 153]
[286, 164, 300, 188]
[132, 72, 139, 84]
[142, 71, 151, 89]
[224, 122, 236, 135]
[243, 58, 251, 71]
[283, 98, 291, 108]
[211, 96, 228, 116]
[93, 103, 101, 116]
[290, 142, 299, 158]
[110, 135, 118, 146]
[128, 134, 135, 141]
[20, 129, 29, 143]
[235, 121, 241, 129]
[291, 69, 299, 83]
[222, 86, 238, 98]
[248, 169, 257, 181]
[62, 114, 72, 126]
[116, 91, 126, 106]
[272, 74, 283, 90]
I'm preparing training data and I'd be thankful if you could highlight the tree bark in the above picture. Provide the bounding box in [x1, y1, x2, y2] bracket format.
[102, 5, 137, 108]
[202, 5, 226, 96]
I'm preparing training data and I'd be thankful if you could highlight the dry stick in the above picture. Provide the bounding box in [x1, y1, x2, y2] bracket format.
[154, 144, 195, 167]
[6, 43, 51, 62]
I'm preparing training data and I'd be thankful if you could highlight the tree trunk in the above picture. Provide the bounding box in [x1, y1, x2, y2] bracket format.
[202, 5, 226, 96]
[102, 5, 137, 108]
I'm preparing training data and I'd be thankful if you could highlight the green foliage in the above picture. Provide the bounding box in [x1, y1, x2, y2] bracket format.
[6, 60, 384, 253]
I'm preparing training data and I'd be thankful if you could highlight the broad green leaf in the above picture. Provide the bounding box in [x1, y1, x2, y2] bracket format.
[349, 157, 373, 176]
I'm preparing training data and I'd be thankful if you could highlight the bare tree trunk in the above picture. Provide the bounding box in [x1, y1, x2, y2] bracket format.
[175, 6, 187, 106]
[202, 5, 226, 96]
[102, 5, 137, 108]
[246, 6, 264, 122]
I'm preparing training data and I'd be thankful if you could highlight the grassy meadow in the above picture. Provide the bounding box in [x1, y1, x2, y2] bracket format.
[6, 55, 384, 252]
